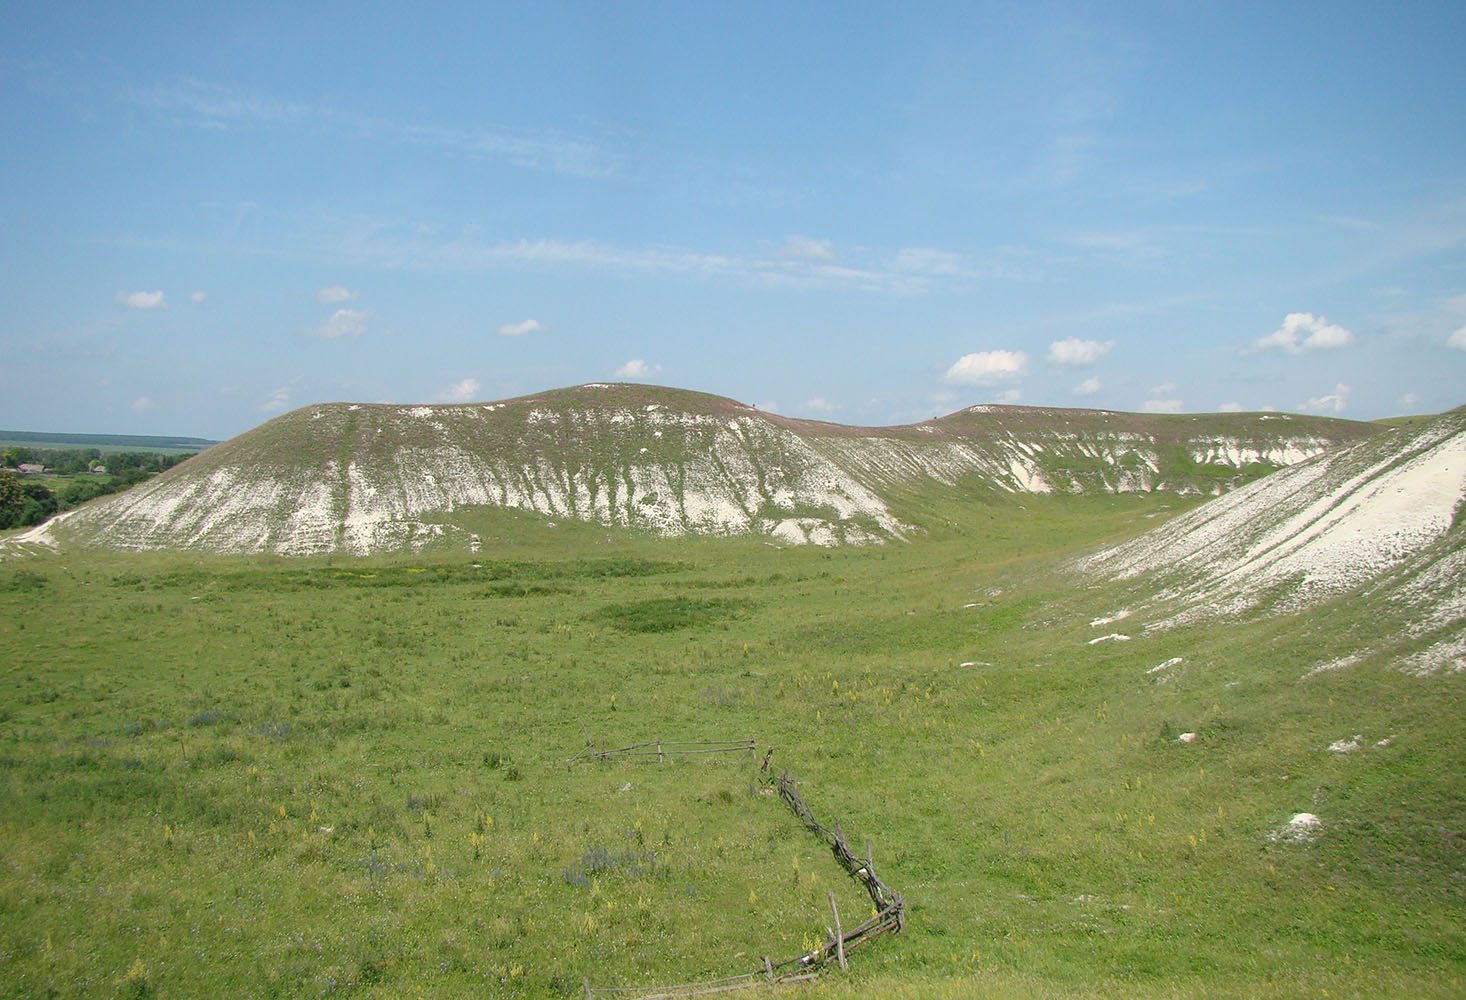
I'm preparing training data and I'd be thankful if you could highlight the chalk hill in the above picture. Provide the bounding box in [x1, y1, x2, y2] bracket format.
[21, 384, 1378, 555]
[1079, 408, 1466, 671]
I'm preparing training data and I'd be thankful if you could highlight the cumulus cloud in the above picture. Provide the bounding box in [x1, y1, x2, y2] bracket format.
[1218, 401, 1243, 412]
[1398, 392, 1420, 408]
[131, 396, 157, 413]
[944, 349, 1028, 386]
[1300, 383, 1351, 414]
[803, 397, 839, 413]
[1047, 337, 1115, 366]
[1448, 326, 1466, 351]
[314, 308, 368, 338]
[1143, 398, 1183, 414]
[1073, 377, 1101, 396]
[316, 285, 358, 304]
[189, 290, 207, 304]
[1252, 312, 1357, 354]
[497, 318, 544, 337]
[117, 290, 165, 309]
[778, 236, 835, 261]
[437, 378, 480, 402]
[614, 359, 661, 379]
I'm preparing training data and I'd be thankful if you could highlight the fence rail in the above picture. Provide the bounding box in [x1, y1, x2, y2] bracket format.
[568, 737, 757, 767]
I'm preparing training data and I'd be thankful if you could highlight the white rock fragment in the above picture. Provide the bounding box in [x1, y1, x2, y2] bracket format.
[1089, 610, 1132, 627]
[1088, 633, 1131, 645]
[1270, 812, 1322, 844]
[1177, 732, 1198, 744]
[1327, 735, 1363, 753]
[1148, 657, 1185, 675]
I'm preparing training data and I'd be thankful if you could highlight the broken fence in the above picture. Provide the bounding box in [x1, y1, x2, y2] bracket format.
[576, 746, 906, 999]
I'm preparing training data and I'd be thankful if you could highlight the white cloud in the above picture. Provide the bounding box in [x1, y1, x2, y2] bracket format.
[314, 308, 368, 338]
[1218, 401, 1243, 412]
[131, 396, 157, 413]
[437, 378, 480, 402]
[1447, 326, 1466, 351]
[1143, 398, 1183, 414]
[117, 290, 165, 309]
[944, 349, 1028, 386]
[803, 397, 839, 414]
[755, 400, 780, 413]
[1252, 312, 1357, 354]
[614, 359, 661, 379]
[778, 236, 835, 261]
[1300, 383, 1351, 414]
[261, 385, 292, 412]
[1073, 377, 1101, 396]
[1047, 337, 1115, 366]
[189, 290, 207, 304]
[1398, 392, 1420, 408]
[497, 318, 543, 337]
[316, 285, 358, 304]
[994, 389, 1022, 404]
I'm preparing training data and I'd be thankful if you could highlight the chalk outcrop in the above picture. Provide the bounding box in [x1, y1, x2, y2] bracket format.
[19, 384, 1377, 555]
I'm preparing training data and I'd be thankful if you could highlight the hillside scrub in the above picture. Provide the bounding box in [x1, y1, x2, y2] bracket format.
[1, 491, 1463, 998]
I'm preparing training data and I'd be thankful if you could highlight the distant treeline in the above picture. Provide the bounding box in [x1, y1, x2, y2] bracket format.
[0, 429, 216, 451]
[0, 449, 199, 530]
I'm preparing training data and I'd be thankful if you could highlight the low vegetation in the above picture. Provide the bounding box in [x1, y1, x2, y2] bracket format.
[3, 485, 1462, 998]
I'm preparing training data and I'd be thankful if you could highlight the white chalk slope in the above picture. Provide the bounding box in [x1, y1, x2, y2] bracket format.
[1079, 409, 1466, 648]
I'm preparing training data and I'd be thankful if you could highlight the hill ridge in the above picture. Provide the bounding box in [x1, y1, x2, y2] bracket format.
[16, 383, 1385, 556]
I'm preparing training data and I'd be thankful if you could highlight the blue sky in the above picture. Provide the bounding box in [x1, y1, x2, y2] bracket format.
[3, 1, 1464, 439]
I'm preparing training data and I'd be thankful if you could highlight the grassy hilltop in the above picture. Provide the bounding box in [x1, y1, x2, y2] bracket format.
[0, 402, 1462, 999]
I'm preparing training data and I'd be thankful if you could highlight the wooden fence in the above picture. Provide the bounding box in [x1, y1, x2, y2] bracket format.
[579, 745, 906, 999]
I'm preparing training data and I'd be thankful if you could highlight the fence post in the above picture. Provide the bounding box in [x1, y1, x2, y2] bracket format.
[829, 891, 847, 971]
[582, 977, 592, 1000]
[764, 955, 774, 983]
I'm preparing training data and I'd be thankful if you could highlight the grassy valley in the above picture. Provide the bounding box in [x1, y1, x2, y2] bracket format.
[3, 482, 1463, 998]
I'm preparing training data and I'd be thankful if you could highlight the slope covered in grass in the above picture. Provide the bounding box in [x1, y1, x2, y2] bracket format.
[2, 481, 1462, 998]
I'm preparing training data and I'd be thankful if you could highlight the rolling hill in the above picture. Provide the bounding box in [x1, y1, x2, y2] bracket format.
[13, 384, 1380, 556]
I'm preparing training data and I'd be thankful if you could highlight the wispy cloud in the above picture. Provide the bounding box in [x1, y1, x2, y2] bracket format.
[1218, 401, 1243, 412]
[1073, 377, 1101, 396]
[497, 318, 543, 337]
[130, 77, 619, 178]
[1300, 383, 1351, 414]
[116, 290, 165, 309]
[944, 350, 1028, 386]
[802, 397, 839, 414]
[316, 285, 358, 304]
[778, 236, 835, 261]
[1047, 337, 1115, 366]
[131, 395, 157, 413]
[614, 359, 661, 379]
[1252, 312, 1357, 354]
[260, 385, 292, 412]
[1143, 398, 1183, 413]
[313, 308, 369, 339]
[436, 378, 480, 402]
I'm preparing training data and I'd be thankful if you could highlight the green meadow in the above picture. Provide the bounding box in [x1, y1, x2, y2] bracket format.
[2, 494, 1463, 998]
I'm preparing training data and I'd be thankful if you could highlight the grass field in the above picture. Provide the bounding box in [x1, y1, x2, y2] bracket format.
[2, 493, 1463, 998]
